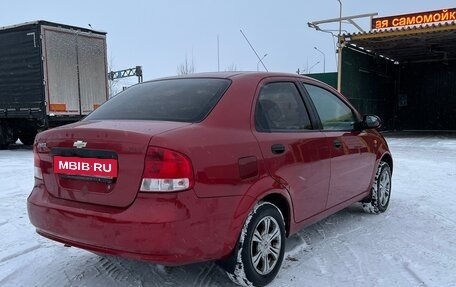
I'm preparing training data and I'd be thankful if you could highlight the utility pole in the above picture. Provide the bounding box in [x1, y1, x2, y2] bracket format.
[217, 35, 220, 72]
[337, 0, 342, 91]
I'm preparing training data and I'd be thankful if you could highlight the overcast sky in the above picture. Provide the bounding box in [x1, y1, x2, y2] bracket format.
[2, 0, 455, 84]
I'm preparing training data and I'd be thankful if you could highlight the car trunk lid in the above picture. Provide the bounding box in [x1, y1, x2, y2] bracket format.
[35, 120, 191, 207]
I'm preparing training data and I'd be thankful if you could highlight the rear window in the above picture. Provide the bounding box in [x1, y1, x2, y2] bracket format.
[85, 78, 231, 122]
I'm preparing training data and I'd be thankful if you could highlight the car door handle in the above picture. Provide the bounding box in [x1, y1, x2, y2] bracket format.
[333, 139, 342, 148]
[271, 144, 285, 154]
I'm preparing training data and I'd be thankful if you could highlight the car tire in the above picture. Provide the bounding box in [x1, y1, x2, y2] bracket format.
[362, 161, 392, 214]
[221, 202, 286, 287]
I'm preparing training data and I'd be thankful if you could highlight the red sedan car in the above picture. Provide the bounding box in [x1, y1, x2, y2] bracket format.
[28, 72, 392, 286]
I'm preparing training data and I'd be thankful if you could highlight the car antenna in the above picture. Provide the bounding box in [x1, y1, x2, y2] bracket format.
[240, 29, 268, 72]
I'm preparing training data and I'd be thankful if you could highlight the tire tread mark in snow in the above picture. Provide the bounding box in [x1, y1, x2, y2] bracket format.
[0, 244, 41, 263]
[192, 263, 218, 287]
[144, 264, 174, 287]
[383, 254, 427, 287]
[341, 241, 374, 284]
[61, 258, 104, 287]
[95, 257, 144, 287]
[313, 253, 329, 276]
[0, 262, 32, 285]
[401, 231, 453, 261]
[403, 262, 428, 287]
[329, 240, 355, 274]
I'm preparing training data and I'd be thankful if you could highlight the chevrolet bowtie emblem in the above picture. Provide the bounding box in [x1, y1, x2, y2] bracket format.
[73, 140, 87, 149]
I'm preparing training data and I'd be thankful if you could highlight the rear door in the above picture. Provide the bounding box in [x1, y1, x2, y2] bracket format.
[77, 33, 108, 114]
[252, 79, 331, 222]
[302, 83, 376, 208]
[42, 26, 79, 115]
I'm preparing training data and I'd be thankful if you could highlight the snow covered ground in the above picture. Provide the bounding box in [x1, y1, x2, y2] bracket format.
[0, 135, 455, 287]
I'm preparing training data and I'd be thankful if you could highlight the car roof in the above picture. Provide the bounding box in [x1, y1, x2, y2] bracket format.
[149, 71, 316, 82]
[133, 72, 338, 98]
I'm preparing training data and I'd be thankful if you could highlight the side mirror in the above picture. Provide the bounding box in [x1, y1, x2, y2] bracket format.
[355, 115, 382, 130]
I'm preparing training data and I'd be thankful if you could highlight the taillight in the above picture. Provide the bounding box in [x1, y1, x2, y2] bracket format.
[140, 147, 194, 192]
[34, 141, 49, 180]
[34, 147, 43, 180]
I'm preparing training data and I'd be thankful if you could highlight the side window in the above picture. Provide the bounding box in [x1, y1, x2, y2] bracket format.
[304, 84, 355, 131]
[255, 82, 312, 132]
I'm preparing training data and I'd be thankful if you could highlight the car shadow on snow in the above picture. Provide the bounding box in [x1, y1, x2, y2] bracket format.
[284, 203, 369, 257]
[64, 253, 236, 286]
[53, 204, 373, 286]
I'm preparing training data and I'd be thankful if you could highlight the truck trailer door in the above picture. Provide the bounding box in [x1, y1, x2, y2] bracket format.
[42, 25, 107, 116]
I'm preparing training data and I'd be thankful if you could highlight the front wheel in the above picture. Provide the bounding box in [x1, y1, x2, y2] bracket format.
[222, 202, 286, 287]
[363, 161, 392, 214]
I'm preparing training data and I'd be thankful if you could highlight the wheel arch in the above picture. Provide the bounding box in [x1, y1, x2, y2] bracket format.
[380, 152, 393, 174]
[222, 177, 294, 260]
[259, 193, 292, 237]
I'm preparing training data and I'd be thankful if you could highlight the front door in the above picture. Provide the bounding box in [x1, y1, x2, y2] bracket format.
[303, 83, 376, 208]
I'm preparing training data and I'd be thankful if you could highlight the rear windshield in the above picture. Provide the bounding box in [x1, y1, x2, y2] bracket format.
[85, 78, 231, 122]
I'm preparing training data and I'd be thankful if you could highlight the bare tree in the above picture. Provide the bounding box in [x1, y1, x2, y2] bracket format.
[225, 63, 238, 71]
[177, 56, 195, 75]
[107, 54, 121, 97]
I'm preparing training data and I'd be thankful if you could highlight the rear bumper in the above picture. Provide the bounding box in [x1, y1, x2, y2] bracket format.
[27, 186, 246, 265]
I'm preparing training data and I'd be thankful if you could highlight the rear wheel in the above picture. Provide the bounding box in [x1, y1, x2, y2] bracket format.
[221, 202, 285, 287]
[363, 161, 392, 214]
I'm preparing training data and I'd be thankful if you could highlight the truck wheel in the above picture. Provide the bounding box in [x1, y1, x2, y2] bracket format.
[19, 132, 37, 146]
[0, 125, 12, 149]
[221, 202, 286, 287]
[0, 137, 6, 150]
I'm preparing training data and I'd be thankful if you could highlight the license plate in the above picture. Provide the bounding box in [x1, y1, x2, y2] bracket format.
[53, 156, 118, 178]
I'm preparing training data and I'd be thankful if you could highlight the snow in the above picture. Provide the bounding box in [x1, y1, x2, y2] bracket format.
[1, 135, 456, 287]
[227, 201, 256, 287]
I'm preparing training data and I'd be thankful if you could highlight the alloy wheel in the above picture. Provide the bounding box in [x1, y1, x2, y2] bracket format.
[250, 215, 282, 275]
